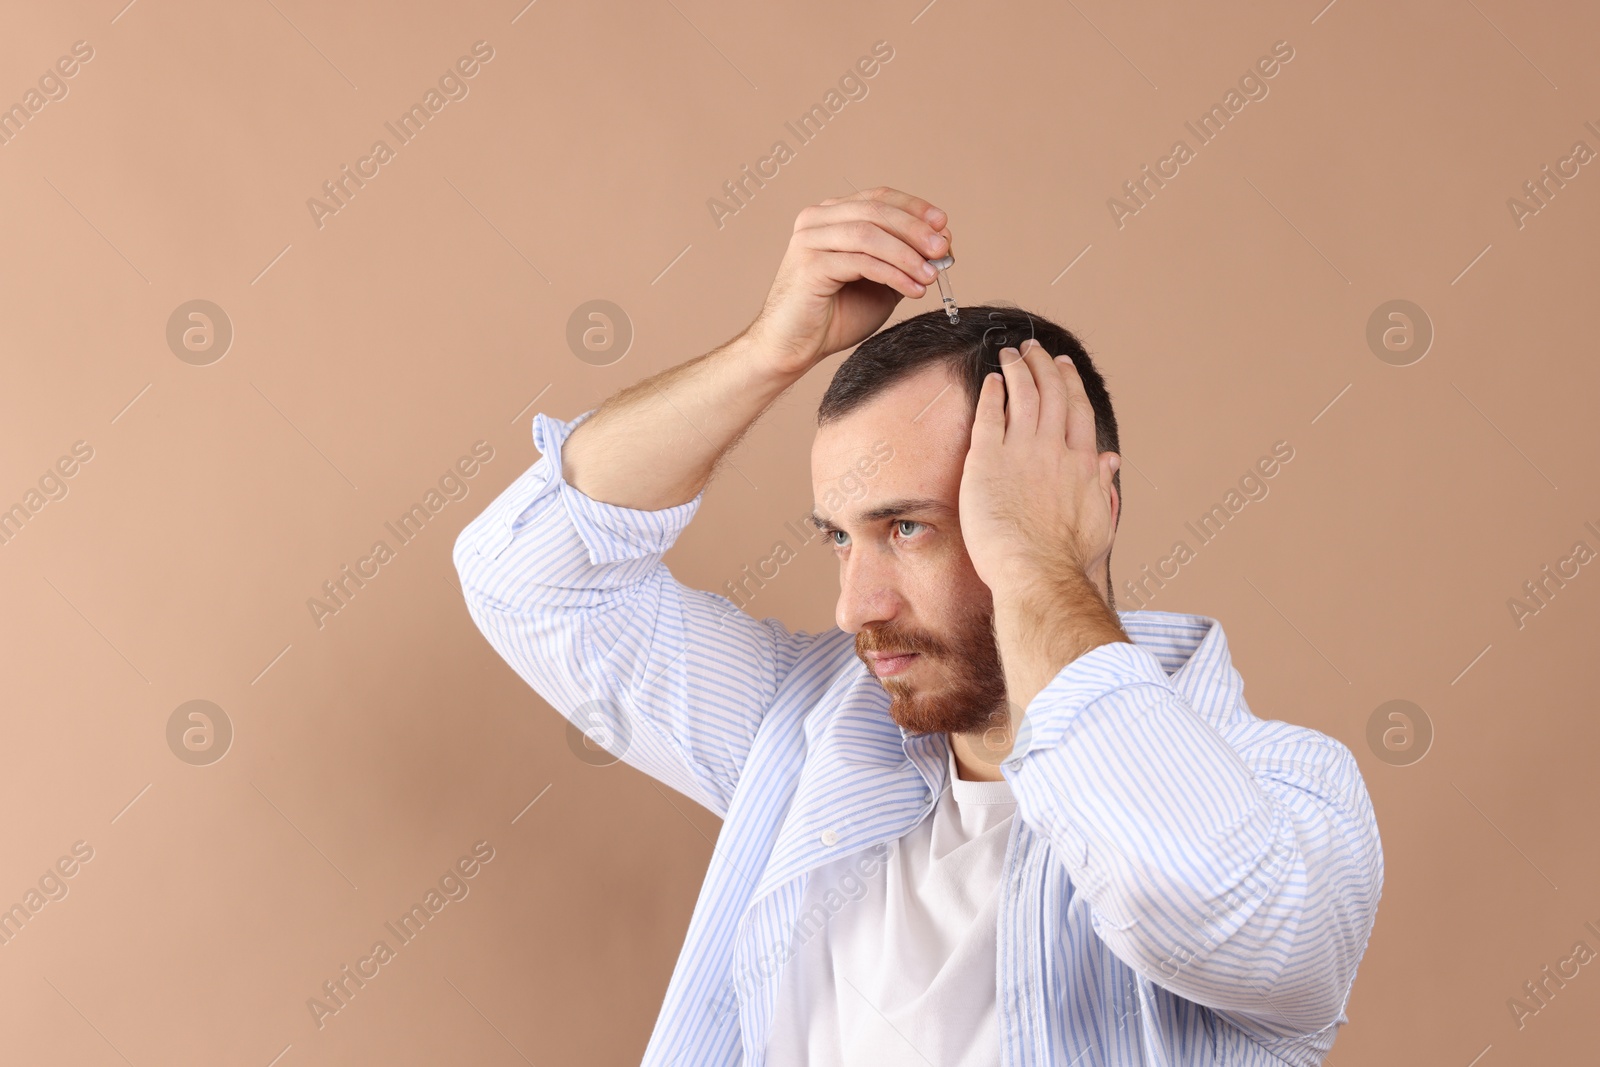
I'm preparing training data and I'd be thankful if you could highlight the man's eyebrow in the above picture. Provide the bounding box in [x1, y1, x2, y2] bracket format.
[807, 497, 955, 533]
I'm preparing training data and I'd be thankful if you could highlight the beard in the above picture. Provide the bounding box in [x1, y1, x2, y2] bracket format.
[855, 602, 1010, 740]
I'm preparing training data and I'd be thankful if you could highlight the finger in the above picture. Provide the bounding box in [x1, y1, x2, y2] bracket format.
[1100, 452, 1122, 534]
[1029, 338, 1071, 408]
[998, 345, 1039, 440]
[1101, 451, 1122, 496]
[1020, 339, 1068, 438]
[1054, 352, 1099, 455]
[799, 199, 950, 264]
[827, 186, 946, 230]
[816, 249, 927, 300]
[969, 371, 1006, 452]
[800, 216, 943, 290]
[812, 191, 947, 263]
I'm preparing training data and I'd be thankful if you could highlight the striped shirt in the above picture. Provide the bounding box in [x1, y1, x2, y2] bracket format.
[453, 407, 1384, 1067]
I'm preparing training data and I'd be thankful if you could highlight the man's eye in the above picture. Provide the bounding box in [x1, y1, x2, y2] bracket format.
[829, 523, 921, 548]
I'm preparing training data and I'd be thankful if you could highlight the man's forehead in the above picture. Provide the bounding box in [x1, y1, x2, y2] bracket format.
[810, 364, 970, 512]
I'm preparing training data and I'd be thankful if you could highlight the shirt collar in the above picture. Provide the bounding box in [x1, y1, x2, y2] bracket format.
[889, 608, 1227, 747]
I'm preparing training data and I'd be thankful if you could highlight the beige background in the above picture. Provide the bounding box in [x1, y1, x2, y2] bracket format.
[1, 0, 1596, 1063]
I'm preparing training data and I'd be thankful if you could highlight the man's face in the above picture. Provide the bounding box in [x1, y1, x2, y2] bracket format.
[810, 363, 1009, 738]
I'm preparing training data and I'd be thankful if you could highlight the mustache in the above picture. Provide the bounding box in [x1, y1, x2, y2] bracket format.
[856, 605, 997, 659]
[857, 629, 942, 656]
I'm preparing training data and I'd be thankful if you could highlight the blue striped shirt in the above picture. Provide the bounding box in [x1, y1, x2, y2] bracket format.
[453, 407, 1384, 1066]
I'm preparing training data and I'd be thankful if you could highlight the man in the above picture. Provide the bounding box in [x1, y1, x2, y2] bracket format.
[453, 186, 1383, 1066]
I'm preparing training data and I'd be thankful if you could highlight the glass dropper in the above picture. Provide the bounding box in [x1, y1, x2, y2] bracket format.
[928, 254, 958, 323]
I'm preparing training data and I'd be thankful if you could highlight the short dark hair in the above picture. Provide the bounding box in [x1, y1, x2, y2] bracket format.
[816, 304, 1122, 533]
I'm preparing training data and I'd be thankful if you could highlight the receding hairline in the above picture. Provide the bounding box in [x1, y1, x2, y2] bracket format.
[814, 349, 973, 430]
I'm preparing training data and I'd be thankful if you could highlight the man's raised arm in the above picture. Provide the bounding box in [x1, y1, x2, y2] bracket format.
[454, 187, 955, 817]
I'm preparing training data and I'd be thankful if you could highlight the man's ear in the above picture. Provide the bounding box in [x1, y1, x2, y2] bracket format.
[1103, 452, 1121, 533]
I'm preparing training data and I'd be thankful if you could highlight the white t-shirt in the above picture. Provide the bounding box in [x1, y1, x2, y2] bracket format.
[764, 741, 1018, 1066]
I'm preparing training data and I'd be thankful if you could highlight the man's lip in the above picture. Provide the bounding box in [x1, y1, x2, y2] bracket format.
[867, 651, 919, 676]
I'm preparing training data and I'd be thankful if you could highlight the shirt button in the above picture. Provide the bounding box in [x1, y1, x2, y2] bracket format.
[819, 829, 839, 846]
[924, 792, 934, 804]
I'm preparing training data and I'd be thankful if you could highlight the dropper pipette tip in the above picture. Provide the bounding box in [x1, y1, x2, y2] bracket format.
[929, 254, 958, 324]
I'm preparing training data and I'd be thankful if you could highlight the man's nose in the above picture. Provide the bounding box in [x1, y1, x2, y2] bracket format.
[834, 548, 901, 633]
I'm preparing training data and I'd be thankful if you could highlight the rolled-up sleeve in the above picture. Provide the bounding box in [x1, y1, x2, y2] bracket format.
[453, 408, 826, 818]
[1000, 639, 1383, 1051]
